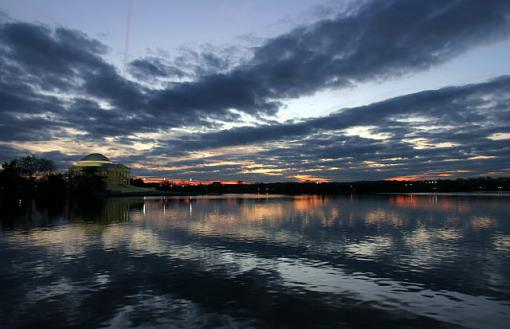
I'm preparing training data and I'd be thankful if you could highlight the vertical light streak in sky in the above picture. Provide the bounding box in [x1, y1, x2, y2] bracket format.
[123, 0, 134, 73]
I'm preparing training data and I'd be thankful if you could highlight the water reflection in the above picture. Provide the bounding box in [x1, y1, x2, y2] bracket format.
[1, 194, 510, 328]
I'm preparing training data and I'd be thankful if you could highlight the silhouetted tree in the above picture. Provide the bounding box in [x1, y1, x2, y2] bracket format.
[0, 156, 59, 200]
[130, 178, 145, 187]
[0, 160, 24, 199]
[1, 160, 17, 173]
[16, 155, 56, 178]
[38, 158, 57, 176]
[17, 156, 38, 177]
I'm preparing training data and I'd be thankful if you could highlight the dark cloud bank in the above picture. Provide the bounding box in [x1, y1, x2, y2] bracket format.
[144, 75, 510, 181]
[1, 0, 510, 180]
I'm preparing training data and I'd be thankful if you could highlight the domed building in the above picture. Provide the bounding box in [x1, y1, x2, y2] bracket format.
[69, 153, 130, 188]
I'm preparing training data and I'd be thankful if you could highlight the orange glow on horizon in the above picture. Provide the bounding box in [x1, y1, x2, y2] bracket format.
[136, 176, 254, 185]
[386, 172, 455, 181]
[385, 175, 418, 181]
[292, 175, 331, 183]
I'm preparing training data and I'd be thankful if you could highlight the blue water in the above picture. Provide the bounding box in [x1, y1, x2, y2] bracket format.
[1, 194, 509, 328]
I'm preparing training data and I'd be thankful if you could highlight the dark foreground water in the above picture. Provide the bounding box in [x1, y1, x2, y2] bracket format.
[1, 194, 509, 329]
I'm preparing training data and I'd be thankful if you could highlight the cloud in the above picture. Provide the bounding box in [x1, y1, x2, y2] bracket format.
[239, 0, 510, 97]
[141, 0, 510, 122]
[140, 76, 510, 181]
[1, 0, 510, 141]
[166, 75, 510, 149]
[1, 1, 510, 180]
[129, 57, 187, 81]
[129, 45, 244, 83]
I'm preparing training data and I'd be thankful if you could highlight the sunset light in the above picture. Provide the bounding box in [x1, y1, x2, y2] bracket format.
[1, 1, 510, 328]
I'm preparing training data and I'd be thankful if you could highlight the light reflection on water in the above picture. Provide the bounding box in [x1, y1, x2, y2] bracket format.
[1, 194, 510, 328]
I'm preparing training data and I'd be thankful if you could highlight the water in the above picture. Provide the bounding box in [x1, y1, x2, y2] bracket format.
[1, 194, 509, 328]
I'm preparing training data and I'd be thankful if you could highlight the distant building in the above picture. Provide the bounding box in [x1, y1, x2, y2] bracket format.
[69, 153, 130, 188]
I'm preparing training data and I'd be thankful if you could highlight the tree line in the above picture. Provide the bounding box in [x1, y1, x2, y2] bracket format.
[2, 155, 509, 202]
[134, 177, 510, 194]
[0, 155, 105, 201]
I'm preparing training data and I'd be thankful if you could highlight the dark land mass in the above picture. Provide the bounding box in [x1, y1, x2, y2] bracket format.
[1, 156, 509, 205]
[133, 177, 510, 196]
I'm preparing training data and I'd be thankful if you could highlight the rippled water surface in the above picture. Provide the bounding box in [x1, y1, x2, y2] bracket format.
[1, 194, 510, 328]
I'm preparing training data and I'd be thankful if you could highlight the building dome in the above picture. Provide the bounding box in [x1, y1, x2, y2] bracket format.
[81, 153, 111, 162]
[74, 153, 113, 167]
[69, 153, 130, 188]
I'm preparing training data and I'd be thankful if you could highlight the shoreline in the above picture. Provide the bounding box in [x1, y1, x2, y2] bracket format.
[106, 191, 510, 197]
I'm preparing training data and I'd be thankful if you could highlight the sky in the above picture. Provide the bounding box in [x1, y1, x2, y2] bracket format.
[0, 0, 509, 182]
